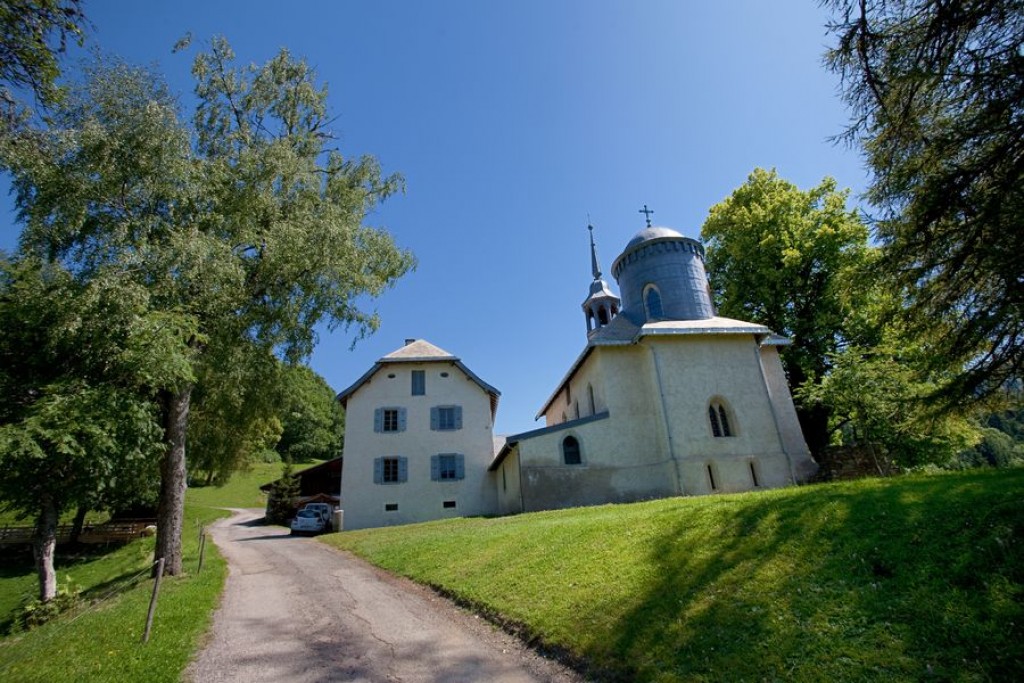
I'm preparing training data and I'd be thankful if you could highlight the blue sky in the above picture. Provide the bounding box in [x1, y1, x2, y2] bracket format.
[1, 1, 869, 436]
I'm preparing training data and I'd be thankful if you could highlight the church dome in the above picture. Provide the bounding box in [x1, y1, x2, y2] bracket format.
[625, 226, 685, 248]
[611, 223, 715, 324]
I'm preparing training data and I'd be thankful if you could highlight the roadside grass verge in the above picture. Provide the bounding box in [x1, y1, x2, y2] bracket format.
[325, 468, 1024, 682]
[0, 505, 230, 683]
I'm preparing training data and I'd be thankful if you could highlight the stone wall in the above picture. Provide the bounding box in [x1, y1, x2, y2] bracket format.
[814, 444, 895, 481]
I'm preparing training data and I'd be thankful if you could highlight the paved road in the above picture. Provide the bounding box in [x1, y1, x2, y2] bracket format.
[186, 509, 584, 683]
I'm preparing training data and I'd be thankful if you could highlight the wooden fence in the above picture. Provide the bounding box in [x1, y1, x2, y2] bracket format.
[0, 519, 156, 546]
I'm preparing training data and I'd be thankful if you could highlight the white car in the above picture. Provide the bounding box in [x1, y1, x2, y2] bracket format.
[289, 509, 326, 536]
[302, 503, 334, 530]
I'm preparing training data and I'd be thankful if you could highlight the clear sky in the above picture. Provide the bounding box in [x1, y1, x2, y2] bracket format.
[0, 1, 870, 436]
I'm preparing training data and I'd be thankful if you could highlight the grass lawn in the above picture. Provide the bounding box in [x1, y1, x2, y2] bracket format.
[185, 461, 281, 509]
[0, 505, 230, 683]
[324, 468, 1024, 682]
[185, 459, 324, 510]
[0, 458, 308, 682]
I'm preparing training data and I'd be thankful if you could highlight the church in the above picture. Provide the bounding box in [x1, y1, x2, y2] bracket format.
[336, 215, 817, 529]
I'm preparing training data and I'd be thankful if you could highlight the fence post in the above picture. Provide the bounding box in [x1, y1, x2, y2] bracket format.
[142, 557, 165, 643]
[197, 530, 207, 575]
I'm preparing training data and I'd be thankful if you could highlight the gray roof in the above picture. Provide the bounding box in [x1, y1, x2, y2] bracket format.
[535, 316, 786, 419]
[336, 339, 501, 417]
[625, 225, 685, 248]
[380, 339, 456, 362]
[489, 411, 611, 471]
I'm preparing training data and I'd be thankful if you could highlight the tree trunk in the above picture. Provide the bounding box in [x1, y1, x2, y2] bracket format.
[155, 384, 193, 576]
[33, 494, 59, 602]
[69, 504, 88, 545]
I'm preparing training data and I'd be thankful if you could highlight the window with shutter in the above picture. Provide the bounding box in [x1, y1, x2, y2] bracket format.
[432, 453, 464, 481]
[376, 456, 406, 484]
[376, 407, 406, 433]
[431, 405, 462, 431]
[411, 370, 425, 396]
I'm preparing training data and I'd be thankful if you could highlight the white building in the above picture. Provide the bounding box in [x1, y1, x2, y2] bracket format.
[337, 220, 817, 529]
[337, 339, 500, 530]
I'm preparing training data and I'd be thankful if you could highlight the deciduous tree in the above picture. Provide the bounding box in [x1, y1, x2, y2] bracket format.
[0, 0, 85, 109]
[3, 40, 414, 575]
[275, 364, 344, 464]
[0, 257, 188, 600]
[701, 168, 871, 456]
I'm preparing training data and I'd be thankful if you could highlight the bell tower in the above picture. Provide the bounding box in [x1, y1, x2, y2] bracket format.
[581, 224, 620, 336]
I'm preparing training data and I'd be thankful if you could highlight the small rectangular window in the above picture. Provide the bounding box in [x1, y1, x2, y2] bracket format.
[749, 461, 760, 487]
[382, 457, 400, 482]
[411, 370, 425, 396]
[442, 500, 456, 509]
[384, 503, 398, 512]
[707, 464, 718, 491]
[439, 455, 457, 480]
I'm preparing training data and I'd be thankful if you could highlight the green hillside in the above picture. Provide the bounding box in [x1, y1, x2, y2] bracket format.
[325, 469, 1024, 682]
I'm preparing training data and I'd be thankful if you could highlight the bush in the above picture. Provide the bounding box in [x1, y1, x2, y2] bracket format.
[18, 577, 81, 630]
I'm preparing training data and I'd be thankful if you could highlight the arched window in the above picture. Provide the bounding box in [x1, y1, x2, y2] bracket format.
[709, 400, 734, 437]
[597, 307, 609, 325]
[644, 285, 664, 320]
[562, 435, 582, 465]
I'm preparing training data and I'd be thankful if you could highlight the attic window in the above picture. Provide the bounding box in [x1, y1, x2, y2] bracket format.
[440, 372, 449, 378]
[387, 373, 396, 379]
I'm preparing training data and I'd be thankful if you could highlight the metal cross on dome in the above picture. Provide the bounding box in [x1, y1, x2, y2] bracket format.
[639, 204, 654, 227]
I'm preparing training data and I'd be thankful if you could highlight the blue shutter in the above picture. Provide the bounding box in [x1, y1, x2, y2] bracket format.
[398, 456, 408, 483]
[398, 407, 407, 432]
[430, 455, 440, 481]
[374, 408, 383, 433]
[455, 454, 465, 481]
[454, 406, 463, 430]
[430, 406, 439, 431]
[373, 457, 383, 484]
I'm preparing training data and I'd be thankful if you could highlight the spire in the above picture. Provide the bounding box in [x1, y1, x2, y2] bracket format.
[588, 223, 602, 280]
[581, 221, 620, 337]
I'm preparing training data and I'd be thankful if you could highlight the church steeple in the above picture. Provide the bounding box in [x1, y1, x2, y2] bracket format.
[582, 224, 621, 337]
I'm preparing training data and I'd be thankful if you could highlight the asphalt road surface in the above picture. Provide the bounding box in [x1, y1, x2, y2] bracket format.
[186, 509, 585, 683]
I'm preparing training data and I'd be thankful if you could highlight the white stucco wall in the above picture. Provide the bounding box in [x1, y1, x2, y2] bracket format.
[757, 344, 818, 481]
[494, 449, 523, 515]
[515, 332, 811, 510]
[339, 361, 498, 530]
[645, 334, 797, 494]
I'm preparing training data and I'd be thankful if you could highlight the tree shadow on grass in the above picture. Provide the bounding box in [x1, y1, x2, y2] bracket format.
[580, 470, 1024, 682]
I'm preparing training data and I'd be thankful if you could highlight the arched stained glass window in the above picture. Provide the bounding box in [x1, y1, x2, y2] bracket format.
[644, 285, 664, 320]
[562, 435, 582, 465]
[709, 400, 734, 437]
